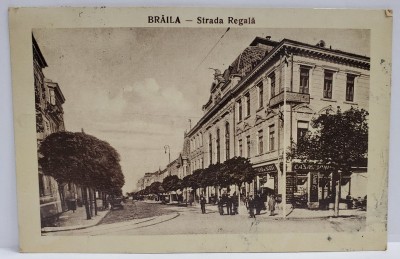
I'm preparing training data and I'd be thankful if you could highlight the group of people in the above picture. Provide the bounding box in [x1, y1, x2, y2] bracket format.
[246, 194, 276, 218]
[216, 193, 239, 216]
[199, 192, 277, 218]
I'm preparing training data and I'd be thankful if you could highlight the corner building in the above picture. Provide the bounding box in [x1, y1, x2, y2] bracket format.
[185, 36, 369, 208]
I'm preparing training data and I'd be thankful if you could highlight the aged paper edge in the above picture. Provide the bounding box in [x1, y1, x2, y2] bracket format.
[8, 7, 392, 253]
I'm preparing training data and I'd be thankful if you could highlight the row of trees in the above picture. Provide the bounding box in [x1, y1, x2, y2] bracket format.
[39, 131, 125, 220]
[134, 157, 257, 202]
[135, 107, 368, 217]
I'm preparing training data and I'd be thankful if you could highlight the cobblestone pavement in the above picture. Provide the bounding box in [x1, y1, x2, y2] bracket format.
[99, 200, 178, 225]
[45, 201, 366, 236]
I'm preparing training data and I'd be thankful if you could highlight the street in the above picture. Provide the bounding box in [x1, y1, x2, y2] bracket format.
[44, 201, 366, 236]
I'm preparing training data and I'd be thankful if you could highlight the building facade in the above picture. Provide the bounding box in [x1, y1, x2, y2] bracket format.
[34, 35, 80, 225]
[136, 36, 369, 209]
[185, 37, 369, 208]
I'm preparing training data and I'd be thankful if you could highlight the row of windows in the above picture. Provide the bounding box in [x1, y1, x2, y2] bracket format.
[202, 120, 310, 166]
[236, 68, 357, 122]
[191, 133, 203, 151]
[238, 125, 276, 158]
[300, 67, 356, 102]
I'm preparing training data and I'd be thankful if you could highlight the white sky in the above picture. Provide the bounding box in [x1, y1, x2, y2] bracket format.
[33, 28, 369, 193]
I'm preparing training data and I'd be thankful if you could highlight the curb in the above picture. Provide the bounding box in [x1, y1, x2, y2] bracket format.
[41, 209, 111, 233]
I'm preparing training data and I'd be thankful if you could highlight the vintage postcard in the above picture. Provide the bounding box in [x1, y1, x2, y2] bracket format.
[9, 7, 392, 253]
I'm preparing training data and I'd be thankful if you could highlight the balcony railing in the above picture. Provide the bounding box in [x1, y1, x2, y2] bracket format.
[269, 91, 310, 107]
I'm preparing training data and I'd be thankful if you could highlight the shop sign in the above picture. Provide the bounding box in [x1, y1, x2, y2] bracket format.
[310, 172, 319, 202]
[254, 164, 277, 174]
[286, 174, 296, 203]
[293, 163, 336, 171]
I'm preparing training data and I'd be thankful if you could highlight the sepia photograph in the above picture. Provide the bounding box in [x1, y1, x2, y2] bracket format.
[32, 27, 370, 236]
[8, 7, 392, 253]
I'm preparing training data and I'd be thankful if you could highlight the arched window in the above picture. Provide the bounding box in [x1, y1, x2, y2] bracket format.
[225, 122, 230, 160]
[209, 133, 213, 164]
[216, 128, 220, 163]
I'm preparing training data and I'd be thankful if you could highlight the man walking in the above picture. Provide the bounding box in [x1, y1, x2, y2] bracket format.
[226, 195, 233, 215]
[200, 195, 206, 214]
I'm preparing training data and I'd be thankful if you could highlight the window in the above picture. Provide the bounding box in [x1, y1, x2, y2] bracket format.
[216, 129, 221, 163]
[323, 71, 333, 99]
[299, 67, 310, 94]
[209, 134, 213, 164]
[239, 139, 243, 157]
[245, 93, 250, 117]
[246, 135, 251, 158]
[258, 130, 263, 154]
[297, 121, 309, 143]
[269, 125, 275, 151]
[270, 73, 276, 98]
[49, 89, 56, 105]
[225, 123, 230, 160]
[258, 82, 264, 108]
[238, 99, 242, 121]
[346, 74, 355, 102]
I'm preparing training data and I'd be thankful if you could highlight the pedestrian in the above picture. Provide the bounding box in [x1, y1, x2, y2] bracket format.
[226, 195, 233, 215]
[232, 192, 238, 215]
[200, 195, 206, 214]
[217, 196, 224, 215]
[255, 194, 262, 215]
[248, 195, 256, 218]
[268, 194, 276, 216]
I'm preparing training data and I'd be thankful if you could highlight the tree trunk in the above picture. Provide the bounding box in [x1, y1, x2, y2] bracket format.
[334, 171, 341, 217]
[82, 186, 91, 220]
[94, 189, 98, 216]
[88, 188, 93, 217]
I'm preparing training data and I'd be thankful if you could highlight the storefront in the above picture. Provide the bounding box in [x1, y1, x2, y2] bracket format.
[291, 162, 336, 209]
[254, 163, 279, 196]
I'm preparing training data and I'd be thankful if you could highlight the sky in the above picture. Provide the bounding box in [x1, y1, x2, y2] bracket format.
[33, 28, 370, 193]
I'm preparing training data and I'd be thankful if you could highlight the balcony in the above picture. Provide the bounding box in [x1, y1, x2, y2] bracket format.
[269, 91, 310, 108]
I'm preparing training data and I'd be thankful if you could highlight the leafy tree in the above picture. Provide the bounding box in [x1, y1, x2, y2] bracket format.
[162, 175, 181, 192]
[288, 107, 368, 216]
[223, 157, 256, 188]
[39, 131, 125, 219]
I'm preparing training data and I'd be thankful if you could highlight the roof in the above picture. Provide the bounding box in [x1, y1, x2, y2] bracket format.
[32, 34, 48, 68]
[229, 46, 268, 77]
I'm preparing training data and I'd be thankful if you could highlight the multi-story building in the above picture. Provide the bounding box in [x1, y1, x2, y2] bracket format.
[33, 34, 80, 225]
[185, 36, 369, 208]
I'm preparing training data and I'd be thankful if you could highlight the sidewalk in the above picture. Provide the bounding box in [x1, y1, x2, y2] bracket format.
[41, 206, 110, 233]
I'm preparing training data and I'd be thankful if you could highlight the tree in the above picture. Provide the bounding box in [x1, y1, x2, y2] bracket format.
[162, 175, 181, 202]
[288, 107, 368, 217]
[39, 131, 125, 219]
